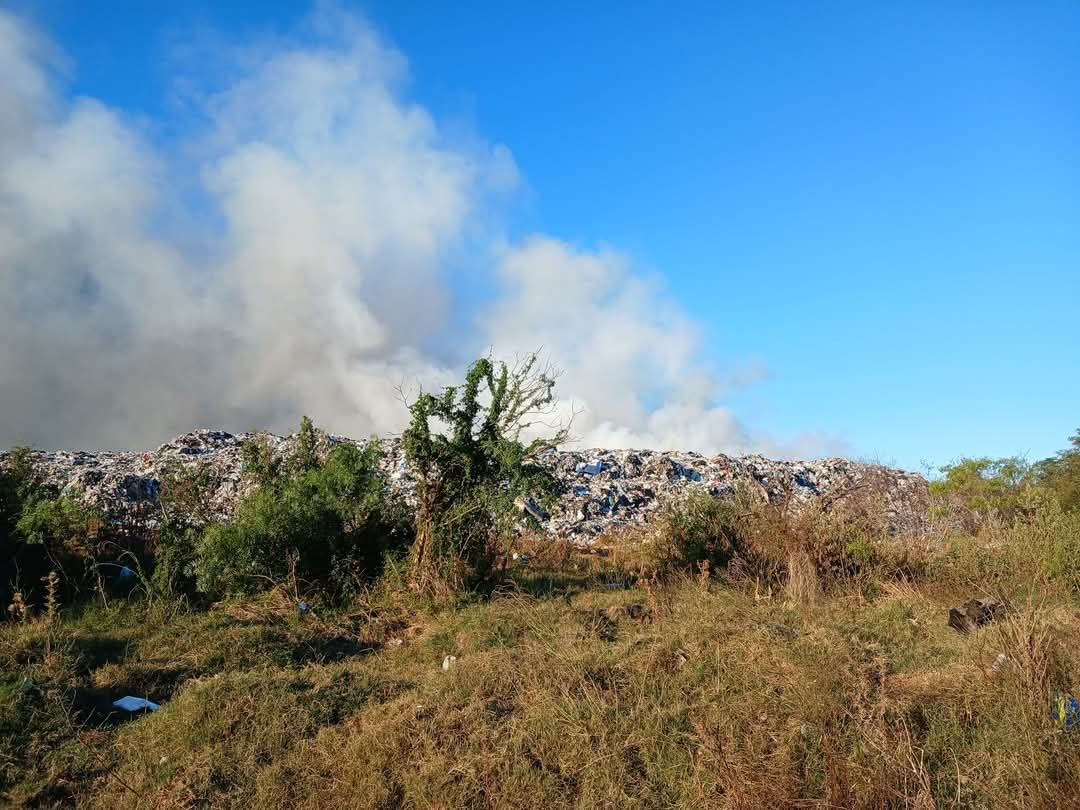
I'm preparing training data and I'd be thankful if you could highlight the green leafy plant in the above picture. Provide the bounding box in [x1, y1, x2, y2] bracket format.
[402, 353, 569, 594]
[12, 487, 104, 600]
[192, 420, 409, 599]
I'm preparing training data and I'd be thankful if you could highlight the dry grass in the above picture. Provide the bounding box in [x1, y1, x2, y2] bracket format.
[4, 515, 1080, 808]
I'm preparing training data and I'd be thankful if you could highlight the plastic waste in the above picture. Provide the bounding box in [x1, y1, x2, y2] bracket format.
[119, 566, 135, 578]
[948, 597, 1007, 633]
[113, 696, 160, 712]
[8, 430, 931, 546]
[576, 460, 604, 476]
[522, 498, 549, 521]
[442, 655, 457, 671]
[1053, 693, 1079, 729]
[298, 602, 309, 612]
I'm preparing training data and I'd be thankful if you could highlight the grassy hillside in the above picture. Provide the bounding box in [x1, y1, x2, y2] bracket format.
[4, 521, 1080, 809]
[4, 388, 1079, 808]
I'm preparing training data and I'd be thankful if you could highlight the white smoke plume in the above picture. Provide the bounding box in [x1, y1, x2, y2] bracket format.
[0, 8, 846, 458]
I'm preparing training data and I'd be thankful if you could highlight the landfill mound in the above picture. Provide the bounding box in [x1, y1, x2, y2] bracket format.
[2, 429, 930, 539]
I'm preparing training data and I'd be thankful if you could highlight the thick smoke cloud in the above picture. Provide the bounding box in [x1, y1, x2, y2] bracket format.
[0, 8, 845, 458]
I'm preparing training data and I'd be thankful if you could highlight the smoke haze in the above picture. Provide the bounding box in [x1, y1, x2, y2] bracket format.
[0, 7, 846, 458]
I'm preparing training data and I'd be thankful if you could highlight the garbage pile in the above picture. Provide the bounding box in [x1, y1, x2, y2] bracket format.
[1, 428, 931, 539]
[540, 448, 929, 538]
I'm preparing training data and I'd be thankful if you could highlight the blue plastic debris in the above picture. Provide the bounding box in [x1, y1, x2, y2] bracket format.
[522, 498, 549, 521]
[119, 566, 135, 578]
[1053, 693, 1080, 729]
[298, 602, 309, 612]
[576, 460, 604, 477]
[674, 464, 702, 482]
[113, 696, 160, 712]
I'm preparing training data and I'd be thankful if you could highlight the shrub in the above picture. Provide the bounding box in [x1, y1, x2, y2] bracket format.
[929, 456, 1035, 530]
[1024, 500, 1080, 594]
[0, 458, 26, 595]
[926, 497, 1080, 598]
[649, 486, 773, 579]
[150, 461, 218, 602]
[651, 486, 896, 597]
[1036, 429, 1080, 513]
[402, 353, 568, 595]
[1, 450, 47, 597]
[192, 421, 409, 599]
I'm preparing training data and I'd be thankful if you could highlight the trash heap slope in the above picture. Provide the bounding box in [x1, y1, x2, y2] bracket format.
[1, 429, 930, 538]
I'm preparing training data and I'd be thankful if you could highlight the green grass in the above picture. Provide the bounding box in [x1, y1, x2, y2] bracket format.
[4, 530, 1080, 808]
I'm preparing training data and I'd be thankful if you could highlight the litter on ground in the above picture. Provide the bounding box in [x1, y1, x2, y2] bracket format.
[113, 696, 160, 712]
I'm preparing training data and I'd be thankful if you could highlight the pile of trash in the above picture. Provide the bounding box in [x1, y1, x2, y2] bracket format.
[540, 447, 929, 538]
[1, 428, 931, 539]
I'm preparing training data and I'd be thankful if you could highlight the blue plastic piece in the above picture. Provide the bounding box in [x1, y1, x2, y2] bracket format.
[576, 460, 604, 476]
[113, 696, 160, 712]
[1053, 693, 1080, 729]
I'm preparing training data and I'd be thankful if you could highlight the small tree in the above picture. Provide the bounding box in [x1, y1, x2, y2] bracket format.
[401, 353, 569, 594]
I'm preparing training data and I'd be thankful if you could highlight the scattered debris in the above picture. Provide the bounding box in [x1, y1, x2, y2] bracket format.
[522, 497, 549, 521]
[441, 655, 457, 671]
[623, 603, 651, 622]
[580, 609, 619, 642]
[765, 623, 801, 639]
[112, 696, 160, 713]
[948, 597, 1008, 633]
[575, 460, 605, 477]
[991, 653, 1012, 673]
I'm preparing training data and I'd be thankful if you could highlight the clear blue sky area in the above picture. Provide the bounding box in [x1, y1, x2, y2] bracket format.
[18, 0, 1080, 470]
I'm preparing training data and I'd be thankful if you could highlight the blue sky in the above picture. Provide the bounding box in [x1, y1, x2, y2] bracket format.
[6, 1, 1079, 470]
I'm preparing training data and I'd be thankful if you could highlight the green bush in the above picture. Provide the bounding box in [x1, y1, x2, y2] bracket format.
[150, 461, 217, 602]
[2, 450, 105, 606]
[929, 430, 1080, 531]
[16, 493, 102, 558]
[192, 421, 409, 599]
[0, 455, 28, 591]
[402, 354, 567, 594]
[1036, 429, 1080, 513]
[929, 456, 1034, 529]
